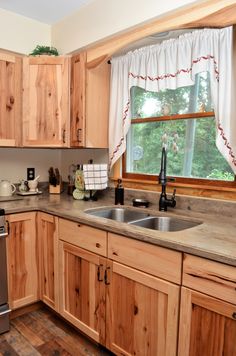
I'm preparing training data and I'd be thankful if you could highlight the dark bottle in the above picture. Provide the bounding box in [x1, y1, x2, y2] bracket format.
[115, 179, 124, 205]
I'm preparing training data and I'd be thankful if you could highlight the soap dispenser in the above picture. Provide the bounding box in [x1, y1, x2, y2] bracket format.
[115, 179, 124, 205]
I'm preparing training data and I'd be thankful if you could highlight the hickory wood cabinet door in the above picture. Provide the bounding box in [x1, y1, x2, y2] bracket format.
[0, 52, 22, 146]
[22, 55, 70, 147]
[107, 232, 182, 356]
[70, 52, 110, 148]
[178, 288, 236, 356]
[59, 241, 106, 344]
[58, 218, 107, 344]
[178, 254, 236, 356]
[37, 212, 59, 311]
[6, 212, 38, 310]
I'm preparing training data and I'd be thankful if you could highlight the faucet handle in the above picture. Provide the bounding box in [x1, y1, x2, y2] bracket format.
[172, 188, 176, 199]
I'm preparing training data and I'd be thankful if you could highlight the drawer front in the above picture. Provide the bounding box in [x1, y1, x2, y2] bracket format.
[108, 233, 182, 284]
[59, 218, 107, 257]
[183, 254, 236, 305]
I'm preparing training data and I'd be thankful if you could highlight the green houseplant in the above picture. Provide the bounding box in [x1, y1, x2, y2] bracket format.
[29, 45, 59, 56]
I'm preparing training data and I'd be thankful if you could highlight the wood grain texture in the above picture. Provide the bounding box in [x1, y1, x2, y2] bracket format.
[59, 218, 107, 257]
[108, 232, 182, 284]
[6, 212, 38, 310]
[59, 241, 106, 344]
[70, 51, 110, 148]
[0, 52, 22, 146]
[178, 287, 236, 356]
[70, 52, 86, 147]
[37, 212, 59, 311]
[106, 261, 180, 356]
[0, 308, 111, 355]
[183, 253, 236, 304]
[22, 55, 70, 147]
[85, 59, 110, 148]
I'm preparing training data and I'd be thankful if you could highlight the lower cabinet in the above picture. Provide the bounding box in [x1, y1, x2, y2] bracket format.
[179, 253, 236, 356]
[37, 212, 59, 311]
[58, 219, 181, 356]
[6, 212, 38, 309]
[106, 261, 180, 356]
[59, 240, 106, 344]
[178, 287, 236, 356]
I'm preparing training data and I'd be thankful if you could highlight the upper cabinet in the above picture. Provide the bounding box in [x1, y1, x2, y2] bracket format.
[22, 56, 70, 147]
[70, 52, 110, 148]
[0, 52, 22, 147]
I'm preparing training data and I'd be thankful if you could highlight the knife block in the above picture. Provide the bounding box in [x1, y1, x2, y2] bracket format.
[49, 180, 63, 194]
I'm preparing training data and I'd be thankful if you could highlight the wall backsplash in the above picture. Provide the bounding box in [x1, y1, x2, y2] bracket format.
[0, 148, 108, 183]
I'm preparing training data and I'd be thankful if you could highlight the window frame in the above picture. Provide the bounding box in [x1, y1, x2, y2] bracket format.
[122, 111, 236, 189]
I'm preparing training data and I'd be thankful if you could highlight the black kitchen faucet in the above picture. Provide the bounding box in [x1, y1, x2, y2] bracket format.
[158, 147, 176, 211]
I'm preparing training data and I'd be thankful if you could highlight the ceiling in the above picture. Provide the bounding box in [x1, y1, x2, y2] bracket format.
[0, 0, 93, 24]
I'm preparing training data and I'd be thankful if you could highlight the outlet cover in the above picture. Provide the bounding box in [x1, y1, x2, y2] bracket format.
[27, 168, 35, 180]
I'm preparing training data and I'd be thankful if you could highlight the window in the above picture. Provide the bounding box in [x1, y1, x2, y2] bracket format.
[124, 72, 235, 186]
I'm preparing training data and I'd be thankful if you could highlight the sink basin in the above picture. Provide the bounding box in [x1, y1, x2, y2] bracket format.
[84, 207, 150, 222]
[129, 216, 202, 232]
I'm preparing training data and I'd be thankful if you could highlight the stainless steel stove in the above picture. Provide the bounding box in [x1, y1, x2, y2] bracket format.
[0, 209, 10, 334]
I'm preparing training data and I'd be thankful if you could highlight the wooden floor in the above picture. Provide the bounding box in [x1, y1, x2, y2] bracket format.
[0, 308, 113, 356]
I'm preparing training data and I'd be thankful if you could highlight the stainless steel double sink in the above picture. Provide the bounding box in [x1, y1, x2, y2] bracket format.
[84, 207, 202, 232]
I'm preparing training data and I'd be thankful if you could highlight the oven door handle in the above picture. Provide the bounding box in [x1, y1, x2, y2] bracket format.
[0, 309, 11, 316]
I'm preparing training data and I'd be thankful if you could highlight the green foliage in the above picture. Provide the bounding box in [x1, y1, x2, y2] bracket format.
[207, 169, 234, 180]
[29, 45, 59, 56]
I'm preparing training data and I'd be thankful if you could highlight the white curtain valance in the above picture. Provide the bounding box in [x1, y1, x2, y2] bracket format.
[109, 26, 236, 174]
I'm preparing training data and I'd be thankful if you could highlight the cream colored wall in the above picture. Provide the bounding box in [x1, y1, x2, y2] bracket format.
[0, 8, 50, 54]
[51, 0, 196, 54]
[0, 148, 108, 183]
[0, 148, 61, 182]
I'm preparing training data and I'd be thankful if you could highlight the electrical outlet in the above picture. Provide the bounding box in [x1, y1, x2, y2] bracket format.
[27, 168, 35, 181]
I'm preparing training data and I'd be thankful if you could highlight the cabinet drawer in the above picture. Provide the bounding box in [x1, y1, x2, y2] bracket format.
[108, 233, 182, 284]
[58, 218, 107, 257]
[183, 254, 236, 305]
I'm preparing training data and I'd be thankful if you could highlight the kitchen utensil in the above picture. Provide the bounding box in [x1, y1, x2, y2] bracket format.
[0, 180, 16, 197]
[28, 180, 38, 192]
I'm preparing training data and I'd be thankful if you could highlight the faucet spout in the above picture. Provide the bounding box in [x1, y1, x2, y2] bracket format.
[158, 147, 176, 211]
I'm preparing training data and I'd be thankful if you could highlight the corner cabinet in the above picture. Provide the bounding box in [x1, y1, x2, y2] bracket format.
[22, 55, 70, 147]
[178, 254, 236, 356]
[6, 212, 38, 310]
[37, 212, 59, 311]
[70, 52, 110, 148]
[0, 52, 22, 146]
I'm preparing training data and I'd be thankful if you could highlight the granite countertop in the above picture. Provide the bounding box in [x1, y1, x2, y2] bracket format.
[1, 190, 236, 267]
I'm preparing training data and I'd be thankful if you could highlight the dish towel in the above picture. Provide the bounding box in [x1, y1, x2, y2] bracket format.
[83, 164, 108, 190]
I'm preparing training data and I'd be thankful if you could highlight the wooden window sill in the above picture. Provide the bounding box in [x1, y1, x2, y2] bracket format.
[110, 178, 236, 201]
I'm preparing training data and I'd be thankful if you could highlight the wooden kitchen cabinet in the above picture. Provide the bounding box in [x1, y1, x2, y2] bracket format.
[22, 55, 70, 147]
[37, 212, 59, 311]
[70, 52, 110, 148]
[0, 51, 22, 146]
[107, 232, 181, 356]
[59, 241, 106, 344]
[58, 218, 107, 343]
[6, 212, 38, 309]
[58, 220, 181, 355]
[178, 254, 236, 356]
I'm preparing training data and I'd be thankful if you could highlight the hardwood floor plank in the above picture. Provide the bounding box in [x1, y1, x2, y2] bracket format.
[0, 307, 112, 356]
[3, 325, 41, 355]
[11, 318, 44, 347]
[17, 314, 55, 343]
[0, 340, 19, 356]
[37, 339, 72, 355]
